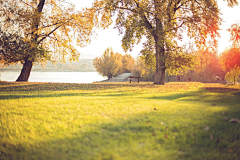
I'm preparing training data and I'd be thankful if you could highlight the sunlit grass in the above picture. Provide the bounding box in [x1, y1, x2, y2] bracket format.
[0, 82, 240, 160]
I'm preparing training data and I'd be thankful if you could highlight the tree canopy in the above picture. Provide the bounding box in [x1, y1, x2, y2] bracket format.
[220, 48, 240, 72]
[221, 23, 240, 69]
[220, 23, 240, 84]
[93, 47, 123, 79]
[93, 0, 237, 84]
[0, 28, 49, 65]
[0, 0, 111, 81]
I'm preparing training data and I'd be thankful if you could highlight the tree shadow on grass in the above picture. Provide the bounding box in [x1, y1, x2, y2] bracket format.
[0, 82, 123, 92]
[0, 90, 138, 100]
[0, 82, 143, 100]
[203, 87, 240, 92]
[1, 90, 240, 160]
[145, 88, 240, 107]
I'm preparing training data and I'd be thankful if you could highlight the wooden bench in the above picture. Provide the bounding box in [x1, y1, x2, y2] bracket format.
[129, 76, 140, 83]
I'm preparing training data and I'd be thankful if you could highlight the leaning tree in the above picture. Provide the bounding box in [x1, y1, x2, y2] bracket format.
[0, 0, 111, 81]
[93, 0, 238, 84]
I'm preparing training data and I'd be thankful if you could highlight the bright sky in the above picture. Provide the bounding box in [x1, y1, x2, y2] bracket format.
[72, 0, 240, 59]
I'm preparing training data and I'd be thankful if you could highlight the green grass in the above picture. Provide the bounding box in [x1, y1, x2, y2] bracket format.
[0, 82, 240, 160]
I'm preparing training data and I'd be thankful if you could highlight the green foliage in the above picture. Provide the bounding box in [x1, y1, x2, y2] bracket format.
[96, 0, 227, 84]
[0, 28, 50, 65]
[140, 41, 195, 76]
[165, 49, 195, 75]
[1, 82, 240, 159]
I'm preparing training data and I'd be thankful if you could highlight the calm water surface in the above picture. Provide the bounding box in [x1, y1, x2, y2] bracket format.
[0, 72, 106, 83]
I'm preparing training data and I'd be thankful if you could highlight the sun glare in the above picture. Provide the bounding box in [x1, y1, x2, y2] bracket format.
[217, 0, 240, 54]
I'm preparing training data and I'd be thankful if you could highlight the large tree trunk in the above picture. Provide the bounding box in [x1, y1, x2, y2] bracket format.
[153, 6, 166, 85]
[154, 53, 166, 84]
[154, 42, 166, 85]
[16, 60, 33, 82]
[16, 0, 45, 82]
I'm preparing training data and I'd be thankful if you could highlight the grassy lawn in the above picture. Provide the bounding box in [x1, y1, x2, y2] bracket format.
[0, 82, 240, 160]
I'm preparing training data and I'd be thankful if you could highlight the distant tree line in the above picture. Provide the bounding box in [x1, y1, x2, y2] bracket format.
[93, 47, 225, 82]
[94, 35, 240, 83]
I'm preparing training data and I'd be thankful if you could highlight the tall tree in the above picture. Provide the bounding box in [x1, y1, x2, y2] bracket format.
[93, 0, 237, 84]
[0, 0, 111, 81]
[220, 23, 240, 84]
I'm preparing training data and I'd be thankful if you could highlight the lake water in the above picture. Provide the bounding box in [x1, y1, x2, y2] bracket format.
[0, 72, 107, 83]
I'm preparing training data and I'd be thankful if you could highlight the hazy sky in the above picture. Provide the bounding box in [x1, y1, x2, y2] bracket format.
[72, 0, 240, 59]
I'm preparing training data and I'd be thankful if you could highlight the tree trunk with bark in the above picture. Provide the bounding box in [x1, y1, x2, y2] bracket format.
[15, 0, 45, 82]
[153, 7, 166, 85]
[154, 39, 166, 85]
[16, 60, 33, 81]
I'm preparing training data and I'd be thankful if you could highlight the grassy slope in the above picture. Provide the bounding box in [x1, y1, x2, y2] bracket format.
[0, 82, 240, 160]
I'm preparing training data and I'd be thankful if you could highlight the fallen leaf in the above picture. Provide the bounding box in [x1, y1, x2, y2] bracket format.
[210, 134, 214, 141]
[146, 122, 149, 124]
[229, 149, 233, 153]
[190, 132, 194, 136]
[223, 117, 229, 121]
[165, 134, 168, 138]
[204, 126, 209, 131]
[165, 128, 168, 131]
[152, 132, 156, 136]
[154, 108, 157, 110]
[178, 151, 187, 155]
[229, 118, 240, 123]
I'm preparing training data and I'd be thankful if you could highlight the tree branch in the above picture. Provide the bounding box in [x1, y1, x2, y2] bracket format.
[20, 0, 35, 9]
[37, 25, 62, 44]
[133, 0, 156, 36]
